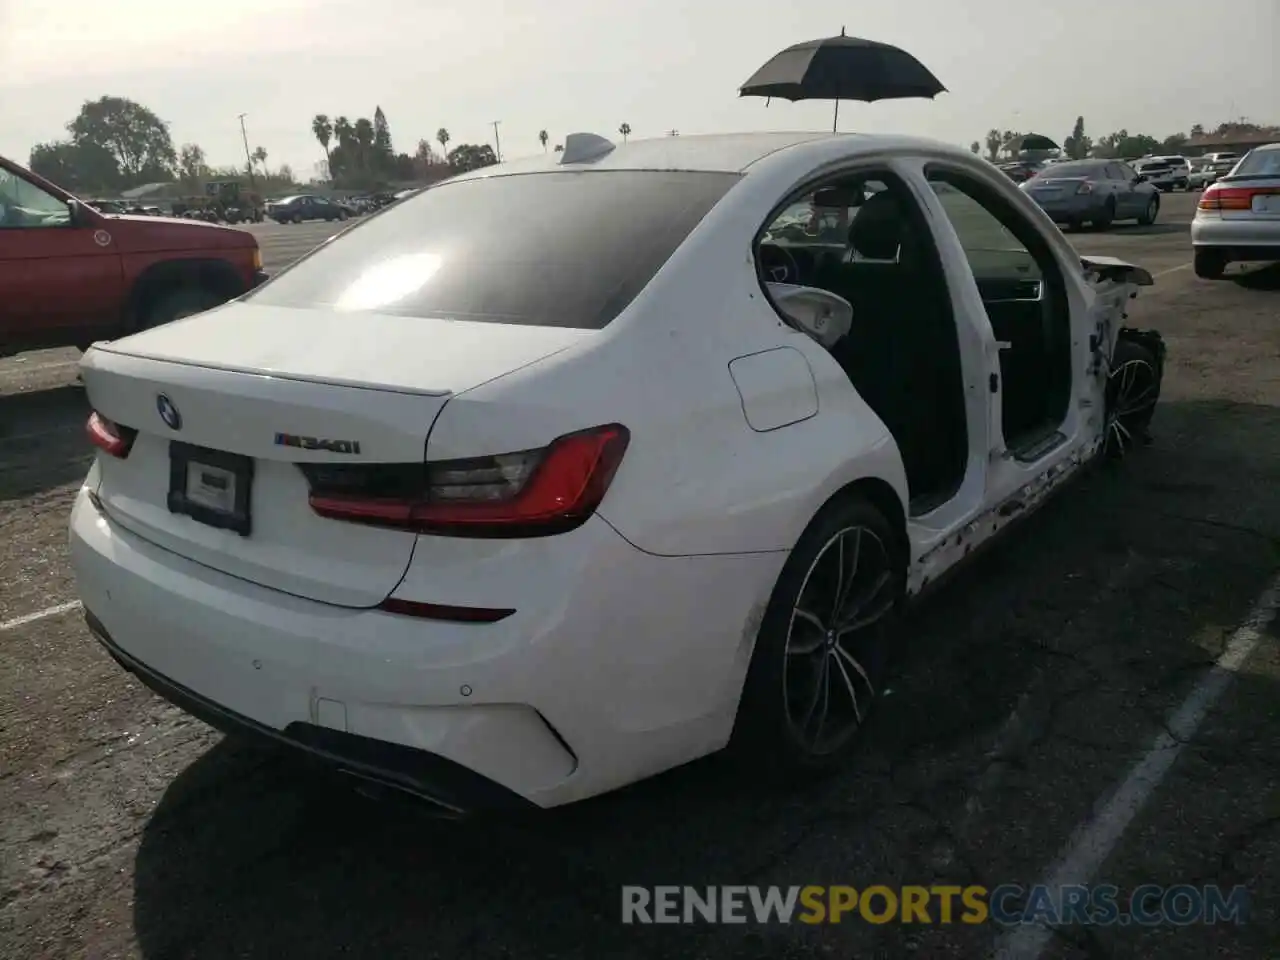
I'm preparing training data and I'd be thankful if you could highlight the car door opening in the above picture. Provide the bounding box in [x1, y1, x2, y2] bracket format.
[927, 170, 1073, 457]
[757, 172, 968, 515]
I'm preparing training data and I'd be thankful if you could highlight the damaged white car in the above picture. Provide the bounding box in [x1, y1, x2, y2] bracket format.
[70, 131, 1164, 812]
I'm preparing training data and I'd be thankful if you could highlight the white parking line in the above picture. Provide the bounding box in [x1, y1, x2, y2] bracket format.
[0, 600, 83, 632]
[1152, 262, 1191, 279]
[993, 571, 1280, 960]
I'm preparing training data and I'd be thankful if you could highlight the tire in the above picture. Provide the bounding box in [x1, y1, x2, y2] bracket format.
[292, 214, 303, 224]
[1092, 198, 1116, 230]
[1137, 195, 1159, 226]
[140, 286, 226, 331]
[730, 494, 904, 772]
[1104, 336, 1162, 458]
[1193, 249, 1227, 280]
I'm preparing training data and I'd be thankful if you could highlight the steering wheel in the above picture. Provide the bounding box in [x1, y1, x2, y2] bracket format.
[758, 242, 800, 284]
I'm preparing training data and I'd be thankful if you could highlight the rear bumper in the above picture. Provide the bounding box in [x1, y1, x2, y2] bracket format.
[69, 483, 782, 808]
[1032, 197, 1105, 222]
[85, 609, 532, 816]
[1191, 217, 1280, 260]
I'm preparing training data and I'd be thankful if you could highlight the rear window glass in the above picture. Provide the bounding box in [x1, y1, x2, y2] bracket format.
[1032, 161, 1105, 179]
[248, 169, 741, 329]
[1229, 148, 1280, 178]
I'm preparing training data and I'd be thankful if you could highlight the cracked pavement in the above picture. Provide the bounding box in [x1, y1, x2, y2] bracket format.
[2, 197, 1277, 958]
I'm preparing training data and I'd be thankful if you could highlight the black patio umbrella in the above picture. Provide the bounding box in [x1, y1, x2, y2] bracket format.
[739, 29, 946, 132]
[1007, 133, 1059, 153]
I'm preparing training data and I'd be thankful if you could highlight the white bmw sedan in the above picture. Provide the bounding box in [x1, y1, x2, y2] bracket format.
[70, 131, 1165, 813]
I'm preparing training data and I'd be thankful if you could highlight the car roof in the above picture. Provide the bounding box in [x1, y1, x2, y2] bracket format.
[445, 131, 978, 182]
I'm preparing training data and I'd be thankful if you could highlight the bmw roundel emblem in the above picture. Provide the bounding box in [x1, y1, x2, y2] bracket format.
[156, 394, 182, 430]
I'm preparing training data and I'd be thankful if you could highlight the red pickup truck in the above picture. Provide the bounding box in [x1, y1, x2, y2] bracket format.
[0, 155, 267, 359]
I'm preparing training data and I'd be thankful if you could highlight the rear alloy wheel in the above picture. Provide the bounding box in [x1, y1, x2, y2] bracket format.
[1194, 249, 1227, 280]
[1092, 198, 1116, 230]
[1104, 339, 1160, 458]
[732, 496, 901, 770]
[1137, 196, 1159, 226]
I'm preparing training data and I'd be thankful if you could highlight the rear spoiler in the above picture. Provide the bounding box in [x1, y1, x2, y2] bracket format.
[1080, 255, 1153, 287]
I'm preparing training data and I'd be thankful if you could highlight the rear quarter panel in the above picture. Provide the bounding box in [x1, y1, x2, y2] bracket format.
[426, 170, 909, 558]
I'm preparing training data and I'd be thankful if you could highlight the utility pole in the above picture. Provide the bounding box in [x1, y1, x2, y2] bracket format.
[491, 121, 502, 162]
[238, 113, 257, 188]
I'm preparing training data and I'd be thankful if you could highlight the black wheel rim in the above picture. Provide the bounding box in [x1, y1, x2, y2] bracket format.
[1105, 357, 1158, 455]
[783, 525, 894, 755]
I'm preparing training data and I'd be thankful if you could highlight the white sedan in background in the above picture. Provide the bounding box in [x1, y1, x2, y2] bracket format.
[71, 131, 1164, 813]
[1191, 143, 1280, 278]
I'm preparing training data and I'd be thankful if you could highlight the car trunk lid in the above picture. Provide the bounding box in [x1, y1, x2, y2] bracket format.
[81, 303, 593, 606]
[1210, 175, 1280, 221]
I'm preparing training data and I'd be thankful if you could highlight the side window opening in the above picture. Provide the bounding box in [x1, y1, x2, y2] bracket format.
[926, 168, 1072, 455]
[0, 169, 71, 229]
[755, 170, 968, 515]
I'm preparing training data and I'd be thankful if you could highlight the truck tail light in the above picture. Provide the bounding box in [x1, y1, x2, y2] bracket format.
[86, 412, 137, 459]
[303, 424, 630, 538]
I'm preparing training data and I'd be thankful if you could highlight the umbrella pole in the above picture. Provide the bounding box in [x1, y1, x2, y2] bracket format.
[833, 99, 839, 133]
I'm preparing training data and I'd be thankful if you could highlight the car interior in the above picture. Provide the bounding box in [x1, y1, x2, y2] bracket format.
[925, 170, 1072, 456]
[757, 173, 968, 515]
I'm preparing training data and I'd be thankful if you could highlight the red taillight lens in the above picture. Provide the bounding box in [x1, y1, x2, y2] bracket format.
[1199, 186, 1262, 211]
[86, 412, 137, 458]
[306, 423, 630, 538]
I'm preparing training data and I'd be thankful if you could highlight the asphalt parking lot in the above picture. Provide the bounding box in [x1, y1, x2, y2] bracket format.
[2, 193, 1278, 959]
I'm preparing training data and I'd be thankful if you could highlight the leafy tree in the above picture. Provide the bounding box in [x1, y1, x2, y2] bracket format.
[554, 143, 563, 153]
[539, 129, 549, 152]
[373, 106, 395, 173]
[984, 128, 1002, 161]
[1160, 133, 1187, 153]
[66, 96, 177, 186]
[969, 141, 980, 155]
[437, 128, 451, 157]
[1062, 116, 1092, 160]
[1190, 123, 1205, 138]
[447, 143, 498, 172]
[619, 122, 631, 143]
[29, 142, 84, 188]
[177, 143, 209, 188]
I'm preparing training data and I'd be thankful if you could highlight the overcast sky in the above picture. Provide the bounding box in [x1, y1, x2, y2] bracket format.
[1, 0, 1276, 177]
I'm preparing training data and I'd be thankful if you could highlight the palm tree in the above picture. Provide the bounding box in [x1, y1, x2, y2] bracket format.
[353, 118, 375, 173]
[553, 144, 563, 153]
[311, 114, 333, 171]
[437, 127, 451, 159]
[618, 122, 631, 143]
[539, 129, 549, 152]
[333, 116, 354, 148]
[251, 146, 268, 174]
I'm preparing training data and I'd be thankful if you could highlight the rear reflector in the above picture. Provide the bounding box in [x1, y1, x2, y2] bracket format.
[305, 423, 631, 538]
[86, 412, 137, 458]
[378, 598, 515, 623]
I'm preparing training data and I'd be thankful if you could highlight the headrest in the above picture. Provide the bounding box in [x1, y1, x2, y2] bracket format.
[848, 189, 906, 261]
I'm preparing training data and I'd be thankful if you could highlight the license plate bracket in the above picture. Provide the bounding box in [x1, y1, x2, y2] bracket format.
[167, 441, 253, 536]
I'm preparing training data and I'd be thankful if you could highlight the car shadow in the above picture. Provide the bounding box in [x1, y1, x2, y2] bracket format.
[1233, 262, 1280, 290]
[128, 398, 1280, 959]
[1090, 222, 1188, 237]
[0, 385, 92, 501]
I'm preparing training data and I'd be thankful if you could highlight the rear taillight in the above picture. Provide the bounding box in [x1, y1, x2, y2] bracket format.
[86, 412, 137, 458]
[304, 423, 630, 538]
[1198, 185, 1276, 212]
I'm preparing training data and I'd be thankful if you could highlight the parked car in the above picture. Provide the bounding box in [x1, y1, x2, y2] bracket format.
[1020, 158, 1161, 229]
[266, 194, 351, 224]
[0, 154, 267, 359]
[1132, 156, 1190, 191]
[1191, 142, 1280, 278]
[1187, 159, 1215, 190]
[997, 161, 1041, 184]
[71, 131, 1163, 812]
